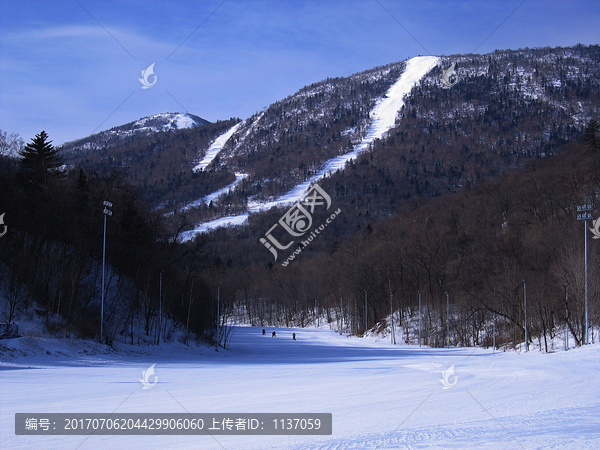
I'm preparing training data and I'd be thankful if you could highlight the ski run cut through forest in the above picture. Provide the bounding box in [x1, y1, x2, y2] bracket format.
[180, 56, 440, 238]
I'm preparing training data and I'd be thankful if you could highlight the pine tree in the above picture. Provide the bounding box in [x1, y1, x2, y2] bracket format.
[18, 130, 62, 187]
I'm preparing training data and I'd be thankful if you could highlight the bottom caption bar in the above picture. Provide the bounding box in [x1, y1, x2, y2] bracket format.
[15, 413, 332, 435]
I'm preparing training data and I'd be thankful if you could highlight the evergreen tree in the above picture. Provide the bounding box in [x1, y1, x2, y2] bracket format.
[18, 130, 62, 187]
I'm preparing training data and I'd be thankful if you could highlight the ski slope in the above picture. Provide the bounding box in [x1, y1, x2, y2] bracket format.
[180, 173, 248, 212]
[183, 56, 440, 238]
[1, 327, 598, 449]
[192, 122, 242, 172]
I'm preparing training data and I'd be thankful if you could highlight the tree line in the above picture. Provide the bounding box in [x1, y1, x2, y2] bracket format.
[0, 130, 225, 346]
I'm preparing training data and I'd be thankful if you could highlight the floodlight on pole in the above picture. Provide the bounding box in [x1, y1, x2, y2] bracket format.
[418, 291, 422, 347]
[101, 201, 112, 345]
[576, 204, 592, 345]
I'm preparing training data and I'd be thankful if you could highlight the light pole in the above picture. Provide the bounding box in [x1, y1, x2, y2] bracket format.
[364, 289, 367, 336]
[101, 200, 112, 344]
[418, 291, 422, 347]
[522, 279, 528, 352]
[576, 204, 592, 345]
[390, 292, 394, 344]
[445, 292, 450, 348]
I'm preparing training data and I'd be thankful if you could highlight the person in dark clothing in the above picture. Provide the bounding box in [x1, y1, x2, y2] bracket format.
[272, 331, 276, 337]
[292, 332, 296, 341]
[262, 329, 266, 335]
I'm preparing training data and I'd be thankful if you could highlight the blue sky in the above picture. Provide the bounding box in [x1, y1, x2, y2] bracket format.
[1, 0, 599, 145]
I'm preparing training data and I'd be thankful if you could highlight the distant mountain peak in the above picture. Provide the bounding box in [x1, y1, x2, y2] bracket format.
[59, 112, 210, 155]
[130, 112, 209, 132]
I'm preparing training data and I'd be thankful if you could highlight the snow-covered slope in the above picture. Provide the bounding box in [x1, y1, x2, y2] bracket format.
[192, 122, 242, 172]
[251, 56, 439, 210]
[180, 172, 247, 211]
[1, 326, 598, 449]
[181, 56, 439, 238]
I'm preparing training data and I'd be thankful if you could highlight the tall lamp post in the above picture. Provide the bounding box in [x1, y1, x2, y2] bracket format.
[101, 201, 112, 344]
[388, 279, 395, 345]
[418, 291, 422, 347]
[576, 204, 592, 345]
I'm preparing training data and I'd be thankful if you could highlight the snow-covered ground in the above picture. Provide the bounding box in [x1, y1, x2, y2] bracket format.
[1, 326, 598, 449]
[182, 56, 440, 238]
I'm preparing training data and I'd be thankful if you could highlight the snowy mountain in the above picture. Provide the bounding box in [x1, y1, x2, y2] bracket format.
[3, 46, 600, 447]
[181, 55, 440, 237]
[60, 45, 600, 234]
[58, 112, 209, 156]
[185, 45, 600, 230]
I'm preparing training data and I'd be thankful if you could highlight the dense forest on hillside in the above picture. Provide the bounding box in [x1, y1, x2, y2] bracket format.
[63, 118, 240, 208]
[165, 46, 600, 228]
[0, 133, 219, 346]
[2, 45, 599, 351]
[223, 61, 407, 192]
[191, 127, 600, 350]
[1, 125, 599, 350]
[61, 46, 600, 228]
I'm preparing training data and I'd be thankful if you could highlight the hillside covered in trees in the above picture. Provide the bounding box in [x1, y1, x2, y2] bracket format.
[194, 130, 600, 351]
[1, 44, 599, 351]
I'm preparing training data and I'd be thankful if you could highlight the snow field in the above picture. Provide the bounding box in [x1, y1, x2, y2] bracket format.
[1, 326, 598, 449]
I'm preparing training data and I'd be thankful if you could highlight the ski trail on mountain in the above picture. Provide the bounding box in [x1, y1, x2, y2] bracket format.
[181, 55, 439, 239]
[252, 55, 440, 211]
[192, 122, 242, 172]
[181, 173, 248, 212]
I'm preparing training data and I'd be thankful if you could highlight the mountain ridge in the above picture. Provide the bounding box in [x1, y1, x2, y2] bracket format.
[61, 44, 600, 234]
[59, 112, 210, 156]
